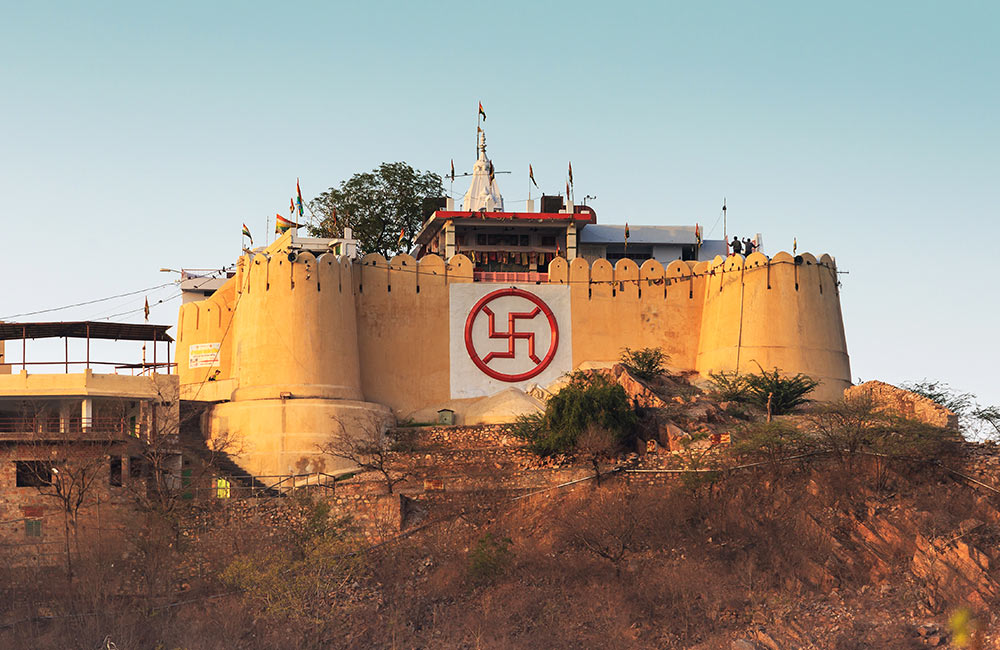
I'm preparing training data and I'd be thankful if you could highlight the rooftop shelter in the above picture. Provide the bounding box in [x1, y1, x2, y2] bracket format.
[0, 321, 173, 375]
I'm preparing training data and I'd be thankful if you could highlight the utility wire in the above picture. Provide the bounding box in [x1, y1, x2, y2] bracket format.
[0, 283, 177, 320]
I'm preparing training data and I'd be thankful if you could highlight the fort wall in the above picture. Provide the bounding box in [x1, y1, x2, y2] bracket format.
[696, 252, 850, 400]
[175, 237, 850, 474]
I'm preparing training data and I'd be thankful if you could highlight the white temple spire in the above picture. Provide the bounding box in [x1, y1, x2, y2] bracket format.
[462, 128, 503, 211]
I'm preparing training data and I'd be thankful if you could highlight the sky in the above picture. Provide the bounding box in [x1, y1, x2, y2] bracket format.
[1, 1, 997, 403]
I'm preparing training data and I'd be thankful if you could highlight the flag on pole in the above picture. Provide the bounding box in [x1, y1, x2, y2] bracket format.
[296, 178, 304, 217]
[529, 164, 538, 188]
[793, 237, 797, 255]
[478, 101, 486, 121]
[568, 161, 573, 186]
[242, 223, 253, 244]
[144, 297, 150, 322]
[450, 159, 455, 182]
[624, 222, 630, 250]
[695, 223, 701, 245]
[397, 227, 405, 248]
[289, 198, 295, 216]
[275, 214, 295, 234]
[566, 181, 570, 198]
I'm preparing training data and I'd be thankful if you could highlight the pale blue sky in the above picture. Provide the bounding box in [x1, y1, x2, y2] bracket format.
[1, 2, 997, 403]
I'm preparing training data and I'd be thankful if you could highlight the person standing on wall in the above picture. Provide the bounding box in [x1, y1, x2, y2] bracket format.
[731, 236, 742, 256]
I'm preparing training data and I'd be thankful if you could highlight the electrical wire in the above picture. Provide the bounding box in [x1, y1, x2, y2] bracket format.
[0, 283, 177, 320]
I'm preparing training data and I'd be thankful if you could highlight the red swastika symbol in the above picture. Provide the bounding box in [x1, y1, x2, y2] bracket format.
[481, 305, 542, 365]
[464, 288, 559, 382]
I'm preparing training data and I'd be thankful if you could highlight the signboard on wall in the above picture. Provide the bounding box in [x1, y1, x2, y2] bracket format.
[450, 284, 572, 399]
[188, 342, 221, 368]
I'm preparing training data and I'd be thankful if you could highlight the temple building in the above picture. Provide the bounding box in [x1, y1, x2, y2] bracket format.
[413, 130, 730, 282]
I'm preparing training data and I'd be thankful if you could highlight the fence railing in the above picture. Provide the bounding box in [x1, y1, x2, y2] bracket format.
[473, 271, 549, 283]
[0, 417, 144, 440]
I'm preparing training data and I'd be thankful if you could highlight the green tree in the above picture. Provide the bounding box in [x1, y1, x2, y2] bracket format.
[308, 162, 444, 258]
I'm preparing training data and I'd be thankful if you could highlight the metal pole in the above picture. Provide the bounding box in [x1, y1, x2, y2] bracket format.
[86, 324, 90, 370]
[65, 337, 68, 373]
[22, 326, 26, 372]
[153, 331, 157, 374]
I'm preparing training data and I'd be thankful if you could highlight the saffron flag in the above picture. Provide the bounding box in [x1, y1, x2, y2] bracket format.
[144, 297, 150, 322]
[450, 159, 455, 181]
[242, 223, 253, 244]
[478, 101, 486, 121]
[568, 161, 573, 185]
[397, 227, 405, 247]
[529, 164, 538, 188]
[289, 198, 295, 216]
[625, 223, 630, 240]
[793, 237, 797, 254]
[275, 214, 295, 234]
[296, 179, 304, 217]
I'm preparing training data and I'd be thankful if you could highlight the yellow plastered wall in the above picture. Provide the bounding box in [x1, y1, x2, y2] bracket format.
[354, 253, 472, 415]
[695, 251, 850, 400]
[561, 256, 707, 371]
[230, 250, 363, 401]
[176, 279, 236, 385]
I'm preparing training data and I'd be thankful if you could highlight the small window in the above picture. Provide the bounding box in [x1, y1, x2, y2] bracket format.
[25, 520, 42, 538]
[541, 236, 556, 247]
[109, 457, 123, 487]
[15, 461, 52, 487]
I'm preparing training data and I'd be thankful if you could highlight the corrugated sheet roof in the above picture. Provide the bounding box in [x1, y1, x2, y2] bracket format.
[0, 321, 173, 342]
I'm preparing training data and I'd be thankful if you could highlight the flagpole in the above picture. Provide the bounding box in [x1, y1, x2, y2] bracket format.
[723, 198, 728, 255]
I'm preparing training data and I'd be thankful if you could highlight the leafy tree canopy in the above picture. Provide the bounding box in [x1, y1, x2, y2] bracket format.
[308, 162, 444, 258]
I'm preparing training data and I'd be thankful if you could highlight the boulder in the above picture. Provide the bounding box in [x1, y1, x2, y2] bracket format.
[844, 380, 958, 429]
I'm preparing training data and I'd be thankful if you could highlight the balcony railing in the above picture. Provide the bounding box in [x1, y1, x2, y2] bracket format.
[473, 271, 549, 283]
[0, 417, 144, 440]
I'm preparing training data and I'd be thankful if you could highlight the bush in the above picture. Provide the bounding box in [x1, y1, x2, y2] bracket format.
[467, 532, 514, 584]
[709, 366, 819, 415]
[731, 421, 805, 471]
[511, 372, 638, 456]
[808, 393, 961, 489]
[744, 366, 819, 415]
[707, 371, 750, 401]
[620, 347, 668, 380]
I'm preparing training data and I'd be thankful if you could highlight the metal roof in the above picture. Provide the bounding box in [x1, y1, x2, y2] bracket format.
[578, 224, 698, 245]
[0, 321, 173, 343]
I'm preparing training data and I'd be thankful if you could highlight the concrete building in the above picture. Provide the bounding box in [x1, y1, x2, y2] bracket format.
[0, 322, 180, 563]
